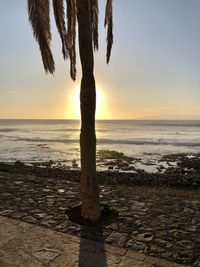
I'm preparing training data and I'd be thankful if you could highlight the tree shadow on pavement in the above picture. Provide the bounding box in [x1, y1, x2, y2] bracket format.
[78, 224, 107, 267]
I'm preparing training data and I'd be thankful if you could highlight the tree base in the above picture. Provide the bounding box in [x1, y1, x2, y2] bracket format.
[65, 202, 118, 226]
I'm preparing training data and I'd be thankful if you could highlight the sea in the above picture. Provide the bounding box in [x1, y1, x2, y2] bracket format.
[0, 119, 200, 171]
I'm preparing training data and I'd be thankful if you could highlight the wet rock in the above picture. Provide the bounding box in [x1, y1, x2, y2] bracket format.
[72, 163, 78, 168]
[15, 160, 25, 168]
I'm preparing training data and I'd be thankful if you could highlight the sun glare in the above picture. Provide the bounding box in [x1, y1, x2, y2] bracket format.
[65, 85, 109, 119]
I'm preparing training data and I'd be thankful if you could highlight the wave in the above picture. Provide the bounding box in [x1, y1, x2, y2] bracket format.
[0, 128, 18, 132]
[146, 123, 200, 127]
[40, 128, 80, 132]
[14, 137, 200, 147]
[99, 139, 200, 147]
[15, 138, 72, 143]
[40, 128, 107, 133]
[112, 120, 200, 128]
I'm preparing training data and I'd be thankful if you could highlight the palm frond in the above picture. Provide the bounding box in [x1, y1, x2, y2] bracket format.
[66, 0, 77, 80]
[104, 0, 113, 63]
[27, 0, 55, 73]
[53, 0, 68, 59]
[90, 0, 99, 51]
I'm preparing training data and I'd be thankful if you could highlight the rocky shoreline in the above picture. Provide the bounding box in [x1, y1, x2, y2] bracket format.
[0, 155, 200, 189]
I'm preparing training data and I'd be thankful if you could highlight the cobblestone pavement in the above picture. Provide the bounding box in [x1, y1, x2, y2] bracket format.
[0, 171, 199, 266]
[0, 216, 189, 267]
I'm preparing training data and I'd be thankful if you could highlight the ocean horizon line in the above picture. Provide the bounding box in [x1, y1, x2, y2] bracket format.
[0, 118, 200, 121]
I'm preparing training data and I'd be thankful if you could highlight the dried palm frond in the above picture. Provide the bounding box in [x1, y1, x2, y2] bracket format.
[90, 0, 99, 51]
[66, 0, 77, 80]
[53, 0, 68, 59]
[104, 0, 113, 63]
[27, 0, 55, 73]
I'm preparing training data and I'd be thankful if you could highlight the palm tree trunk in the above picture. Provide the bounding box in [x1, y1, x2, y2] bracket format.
[76, 0, 100, 221]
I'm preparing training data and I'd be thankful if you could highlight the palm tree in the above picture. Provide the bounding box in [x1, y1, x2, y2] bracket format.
[27, 0, 113, 221]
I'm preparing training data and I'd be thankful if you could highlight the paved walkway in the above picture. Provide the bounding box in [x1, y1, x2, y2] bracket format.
[0, 171, 200, 266]
[0, 216, 189, 267]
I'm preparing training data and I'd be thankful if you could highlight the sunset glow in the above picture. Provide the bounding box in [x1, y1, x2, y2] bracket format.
[0, 1, 200, 120]
[65, 85, 110, 120]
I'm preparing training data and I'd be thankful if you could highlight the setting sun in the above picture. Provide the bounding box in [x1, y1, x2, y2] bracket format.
[65, 85, 109, 119]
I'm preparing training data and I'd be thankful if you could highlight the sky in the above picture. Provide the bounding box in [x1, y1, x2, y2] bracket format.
[0, 0, 200, 120]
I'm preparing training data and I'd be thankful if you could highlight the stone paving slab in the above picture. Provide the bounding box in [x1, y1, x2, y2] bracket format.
[0, 216, 190, 267]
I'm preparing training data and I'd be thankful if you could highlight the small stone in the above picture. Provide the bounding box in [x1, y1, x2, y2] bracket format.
[42, 188, 51, 192]
[177, 240, 194, 250]
[58, 206, 67, 211]
[150, 244, 165, 253]
[107, 223, 118, 231]
[23, 215, 38, 224]
[169, 230, 188, 240]
[137, 233, 153, 242]
[40, 220, 57, 227]
[72, 160, 78, 168]
[187, 225, 197, 232]
[108, 166, 114, 170]
[126, 240, 147, 251]
[34, 213, 47, 219]
[26, 198, 35, 204]
[0, 210, 13, 215]
[11, 212, 26, 219]
[155, 239, 173, 249]
[1, 193, 12, 197]
[58, 189, 65, 193]
[194, 258, 200, 266]
[161, 252, 173, 258]
[15, 197, 22, 201]
[14, 181, 23, 185]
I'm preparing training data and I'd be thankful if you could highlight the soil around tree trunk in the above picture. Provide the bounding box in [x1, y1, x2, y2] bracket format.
[65, 202, 118, 226]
